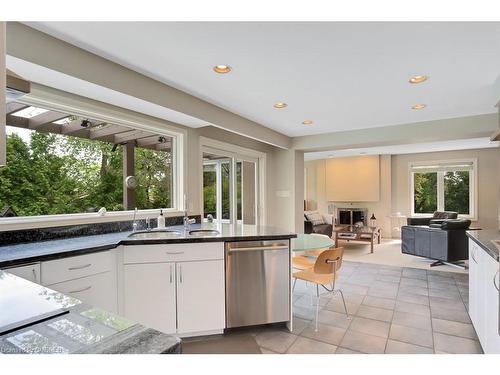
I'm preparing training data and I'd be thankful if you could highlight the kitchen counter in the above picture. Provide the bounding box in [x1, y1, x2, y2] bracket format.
[466, 230, 500, 261]
[0, 223, 296, 268]
[0, 270, 181, 354]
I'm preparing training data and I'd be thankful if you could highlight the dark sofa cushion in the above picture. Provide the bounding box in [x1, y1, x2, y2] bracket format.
[313, 224, 333, 237]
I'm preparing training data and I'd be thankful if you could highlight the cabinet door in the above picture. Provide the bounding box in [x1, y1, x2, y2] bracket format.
[176, 260, 225, 334]
[48, 271, 117, 313]
[4, 263, 40, 284]
[484, 253, 500, 353]
[123, 263, 176, 334]
[468, 240, 478, 324]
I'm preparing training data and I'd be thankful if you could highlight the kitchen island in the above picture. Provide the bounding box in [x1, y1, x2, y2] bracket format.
[0, 270, 181, 354]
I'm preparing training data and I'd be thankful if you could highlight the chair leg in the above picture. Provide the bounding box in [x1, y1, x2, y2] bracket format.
[315, 284, 320, 332]
[338, 289, 350, 319]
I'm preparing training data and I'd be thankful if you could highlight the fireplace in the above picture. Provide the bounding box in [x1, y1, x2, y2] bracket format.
[336, 208, 367, 226]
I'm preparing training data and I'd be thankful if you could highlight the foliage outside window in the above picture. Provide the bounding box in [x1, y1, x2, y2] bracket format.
[411, 161, 475, 217]
[0, 127, 173, 217]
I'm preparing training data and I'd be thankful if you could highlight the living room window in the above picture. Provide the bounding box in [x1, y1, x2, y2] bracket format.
[410, 159, 477, 219]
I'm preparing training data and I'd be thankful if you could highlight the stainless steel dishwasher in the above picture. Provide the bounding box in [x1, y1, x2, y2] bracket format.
[225, 240, 290, 328]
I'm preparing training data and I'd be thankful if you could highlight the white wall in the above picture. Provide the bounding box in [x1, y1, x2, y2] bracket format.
[305, 155, 392, 237]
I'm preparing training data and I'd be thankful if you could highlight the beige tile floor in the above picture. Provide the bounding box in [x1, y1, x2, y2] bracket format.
[182, 261, 482, 354]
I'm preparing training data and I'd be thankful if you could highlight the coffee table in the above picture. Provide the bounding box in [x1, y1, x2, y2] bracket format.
[333, 225, 381, 253]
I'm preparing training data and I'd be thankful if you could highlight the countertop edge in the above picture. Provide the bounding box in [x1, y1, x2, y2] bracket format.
[466, 230, 499, 262]
[0, 232, 297, 268]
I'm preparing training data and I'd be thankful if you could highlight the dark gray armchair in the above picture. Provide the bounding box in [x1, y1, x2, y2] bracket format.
[406, 211, 458, 226]
[402, 212, 470, 268]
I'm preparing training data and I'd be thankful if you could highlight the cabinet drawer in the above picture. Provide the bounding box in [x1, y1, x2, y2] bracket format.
[123, 242, 224, 264]
[3, 263, 41, 284]
[41, 251, 113, 285]
[48, 271, 117, 313]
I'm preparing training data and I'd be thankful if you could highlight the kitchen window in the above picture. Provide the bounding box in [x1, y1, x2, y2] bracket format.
[0, 103, 183, 225]
[410, 159, 477, 219]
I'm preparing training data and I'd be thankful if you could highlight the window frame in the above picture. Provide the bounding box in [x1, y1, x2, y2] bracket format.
[409, 158, 477, 220]
[0, 95, 185, 231]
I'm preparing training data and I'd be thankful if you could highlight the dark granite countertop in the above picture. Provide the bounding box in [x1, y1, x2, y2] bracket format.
[0, 271, 181, 354]
[0, 223, 296, 268]
[466, 230, 500, 261]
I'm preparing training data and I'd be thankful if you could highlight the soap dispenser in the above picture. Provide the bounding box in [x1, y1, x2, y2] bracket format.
[158, 209, 166, 229]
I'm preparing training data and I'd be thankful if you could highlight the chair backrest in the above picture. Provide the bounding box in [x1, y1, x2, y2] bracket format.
[314, 247, 344, 274]
[432, 211, 458, 220]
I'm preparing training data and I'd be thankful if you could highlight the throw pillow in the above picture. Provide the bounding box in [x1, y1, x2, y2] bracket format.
[305, 211, 325, 226]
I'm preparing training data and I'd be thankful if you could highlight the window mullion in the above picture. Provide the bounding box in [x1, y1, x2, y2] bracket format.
[437, 171, 444, 211]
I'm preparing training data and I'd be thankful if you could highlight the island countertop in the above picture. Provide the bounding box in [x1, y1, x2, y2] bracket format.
[466, 230, 500, 261]
[0, 223, 296, 268]
[0, 270, 181, 354]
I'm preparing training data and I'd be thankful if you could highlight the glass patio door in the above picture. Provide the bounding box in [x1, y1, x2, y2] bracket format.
[202, 147, 259, 225]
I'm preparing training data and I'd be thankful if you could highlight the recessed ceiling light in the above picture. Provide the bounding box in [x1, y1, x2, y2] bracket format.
[213, 65, 231, 74]
[273, 102, 288, 109]
[302, 120, 313, 125]
[412, 104, 426, 110]
[409, 75, 428, 84]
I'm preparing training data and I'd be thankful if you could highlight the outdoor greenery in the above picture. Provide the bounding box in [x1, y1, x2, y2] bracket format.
[413, 170, 470, 215]
[0, 130, 173, 217]
[413, 172, 438, 214]
[444, 171, 470, 214]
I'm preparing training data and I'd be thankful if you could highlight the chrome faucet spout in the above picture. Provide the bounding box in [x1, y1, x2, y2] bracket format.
[132, 208, 138, 232]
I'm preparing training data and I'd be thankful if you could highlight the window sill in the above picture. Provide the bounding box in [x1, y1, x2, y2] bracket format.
[0, 209, 185, 232]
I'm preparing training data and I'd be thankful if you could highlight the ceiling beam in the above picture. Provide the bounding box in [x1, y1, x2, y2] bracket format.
[114, 130, 153, 143]
[89, 124, 130, 140]
[6, 102, 29, 115]
[28, 110, 67, 131]
[136, 135, 167, 147]
[6, 113, 29, 128]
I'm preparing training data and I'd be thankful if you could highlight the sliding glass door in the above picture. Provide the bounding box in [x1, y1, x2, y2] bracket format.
[202, 147, 259, 225]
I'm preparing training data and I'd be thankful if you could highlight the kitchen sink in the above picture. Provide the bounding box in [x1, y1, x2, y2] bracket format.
[188, 229, 220, 237]
[128, 230, 182, 239]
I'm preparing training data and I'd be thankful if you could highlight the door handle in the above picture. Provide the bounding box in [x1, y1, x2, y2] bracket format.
[169, 264, 173, 283]
[69, 286, 92, 294]
[470, 249, 477, 263]
[32, 269, 37, 282]
[179, 264, 183, 283]
[68, 263, 91, 270]
[228, 245, 289, 253]
[494, 270, 499, 292]
[166, 251, 184, 255]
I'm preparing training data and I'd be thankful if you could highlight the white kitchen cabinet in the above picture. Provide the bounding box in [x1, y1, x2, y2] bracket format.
[468, 238, 500, 353]
[120, 243, 225, 336]
[48, 271, 118, 313]
[123, 262, 177, 334]
[3, 263, 41, 284]
[176, 260, 225, 334]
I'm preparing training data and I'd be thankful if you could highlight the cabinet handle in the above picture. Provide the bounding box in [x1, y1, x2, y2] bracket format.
[494, 270, 499, 292]
[166, 251, 184, 255]
[169, 264, 173, 283]
[68, 263, 91, 270]
[69, 286, 92, 294]
[179, 265, 183, 283]
[470, 249, 477, 263]
[32, 269, 37, 282]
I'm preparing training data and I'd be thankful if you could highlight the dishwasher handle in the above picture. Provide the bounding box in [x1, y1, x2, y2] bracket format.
[227, 245, 289, 253]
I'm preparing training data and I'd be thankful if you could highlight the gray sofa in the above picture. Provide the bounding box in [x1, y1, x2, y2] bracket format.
[304, 211, 333, 237]
[401, 211, 470, 267]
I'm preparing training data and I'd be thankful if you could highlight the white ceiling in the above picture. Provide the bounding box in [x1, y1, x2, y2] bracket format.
[304, 137, 499, 161]
[23, 22, 500, 137]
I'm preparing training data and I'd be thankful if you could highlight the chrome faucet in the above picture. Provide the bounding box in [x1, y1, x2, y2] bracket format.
[132, 207, 138, 232]
[183, 210, 196, 231]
